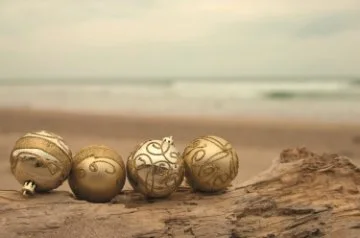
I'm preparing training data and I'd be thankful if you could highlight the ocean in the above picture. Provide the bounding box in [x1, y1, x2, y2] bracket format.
[0, 77, 359, 123]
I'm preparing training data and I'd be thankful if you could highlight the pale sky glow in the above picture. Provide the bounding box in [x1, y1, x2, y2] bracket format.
[0, 0, 360, 78]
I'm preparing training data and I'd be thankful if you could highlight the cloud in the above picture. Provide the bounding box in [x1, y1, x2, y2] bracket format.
[297, 11, 360, 37]
[0, 0, 360, 77]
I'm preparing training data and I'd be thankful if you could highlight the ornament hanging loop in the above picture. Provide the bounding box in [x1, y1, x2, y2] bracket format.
[21, 181, 36, 196]
[162, 136, 174, 145]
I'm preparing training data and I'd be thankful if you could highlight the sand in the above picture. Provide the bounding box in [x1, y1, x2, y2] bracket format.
[1, 107, 360, 193]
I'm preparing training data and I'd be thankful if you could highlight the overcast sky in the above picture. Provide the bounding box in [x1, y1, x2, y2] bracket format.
[1, 0, 360, 79]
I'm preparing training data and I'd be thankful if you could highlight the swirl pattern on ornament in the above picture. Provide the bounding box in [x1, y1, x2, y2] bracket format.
[129, 137, 183, 197]
[184, 136, 239, 189]
[75, 158, 121, 179]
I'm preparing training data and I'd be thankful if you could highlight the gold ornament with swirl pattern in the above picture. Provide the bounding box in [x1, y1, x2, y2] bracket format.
[68, 145, 126, 203]
[10, 130, 73, 196]
[182, 135, 239, 192]
[126, 136, 184, 199]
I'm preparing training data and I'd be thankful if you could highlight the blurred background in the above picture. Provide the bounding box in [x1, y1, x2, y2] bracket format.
[1, 0, 360, 196]
[0, 0, 359, 123]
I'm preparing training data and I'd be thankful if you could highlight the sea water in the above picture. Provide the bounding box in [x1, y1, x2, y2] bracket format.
[0, 77, 359, 123]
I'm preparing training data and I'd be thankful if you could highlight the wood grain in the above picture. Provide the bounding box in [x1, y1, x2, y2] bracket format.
[1, 147, 360, 237]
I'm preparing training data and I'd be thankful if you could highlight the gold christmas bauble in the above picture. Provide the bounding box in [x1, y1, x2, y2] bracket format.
[68, 145, 126, 203]
[10, 130, 73, 196]
[126, 136, 184, 198]
[182, 135, 239, 192]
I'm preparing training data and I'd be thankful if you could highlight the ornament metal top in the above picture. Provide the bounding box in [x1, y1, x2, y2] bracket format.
[126, 136, 184, 198]
[182, 135, 239, 193]
[10, 130, 72, 196]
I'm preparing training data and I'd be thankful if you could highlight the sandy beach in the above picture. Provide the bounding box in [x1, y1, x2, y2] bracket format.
[1, 108, 360, 193]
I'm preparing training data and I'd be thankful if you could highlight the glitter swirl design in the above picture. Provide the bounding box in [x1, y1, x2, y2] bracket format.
[76, 160, 117, 179]
[68, 145, 126, 203]
[127, 136, 184, 198]
[182, 135, 239, 192]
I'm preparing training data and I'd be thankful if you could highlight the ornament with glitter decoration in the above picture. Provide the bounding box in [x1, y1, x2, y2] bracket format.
[126, 136, 184, 199]
[10, 130, 73, 196]
[182, 135, 239, 193]
[68, 145, 126, 203]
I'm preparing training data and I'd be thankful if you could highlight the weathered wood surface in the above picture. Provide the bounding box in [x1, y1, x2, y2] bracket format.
[1, 148, 360, 238]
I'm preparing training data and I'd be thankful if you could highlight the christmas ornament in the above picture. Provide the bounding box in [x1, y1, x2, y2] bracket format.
[126, 136, 184, 198]
[182, 135, 239, 192]
[10, 130, 73, 196]
[68, 145, 126, 203]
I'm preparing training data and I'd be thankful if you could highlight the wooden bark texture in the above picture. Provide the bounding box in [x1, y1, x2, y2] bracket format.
[1, 147, 360, 238]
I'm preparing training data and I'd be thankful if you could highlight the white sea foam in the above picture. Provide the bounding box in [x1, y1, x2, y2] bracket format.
[0, 77, 359, 123]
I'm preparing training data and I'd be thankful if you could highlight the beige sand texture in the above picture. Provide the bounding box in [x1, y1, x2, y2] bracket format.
[1, 108, 360, 237]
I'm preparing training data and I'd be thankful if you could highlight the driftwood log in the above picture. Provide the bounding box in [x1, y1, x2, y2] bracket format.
[1, 148, 360, 238]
